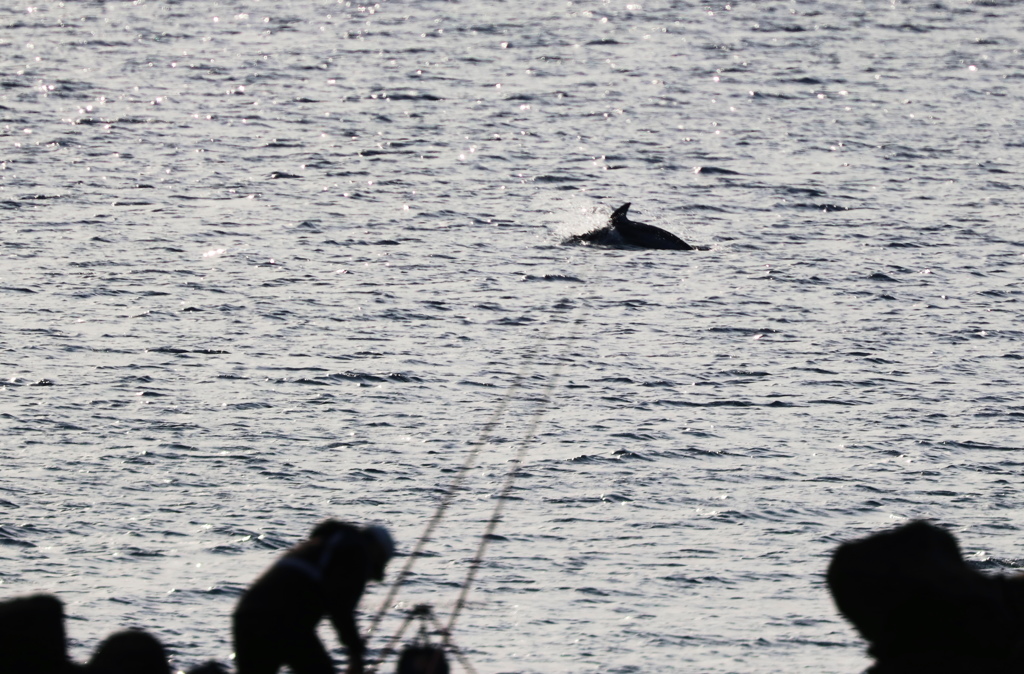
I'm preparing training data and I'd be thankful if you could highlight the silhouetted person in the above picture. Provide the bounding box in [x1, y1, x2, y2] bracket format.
[86, 629, 170, 674]
[233, 520, 395, 674]
[827, 520, 1024, 672]
[0, 593, 76, 673]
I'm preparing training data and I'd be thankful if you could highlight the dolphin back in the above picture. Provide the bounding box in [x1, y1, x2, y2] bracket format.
[622, 222, 693, 250]
[609, 203, 693, 251]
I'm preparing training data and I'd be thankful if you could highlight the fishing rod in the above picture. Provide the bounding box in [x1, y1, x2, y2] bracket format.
[364, 339, 543, 640]
[364, 312, 578, 673]
[443, 357, 567, 641]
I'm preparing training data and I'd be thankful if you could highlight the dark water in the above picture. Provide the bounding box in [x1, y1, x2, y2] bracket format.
[3, 1, 1024, 672]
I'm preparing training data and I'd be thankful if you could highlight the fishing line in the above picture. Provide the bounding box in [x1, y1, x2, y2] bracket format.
[365, 218, 594, 670]
[438, 228, 594, 638]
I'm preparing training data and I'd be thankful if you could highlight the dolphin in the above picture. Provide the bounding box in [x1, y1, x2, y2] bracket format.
[565, 203, 693, 250]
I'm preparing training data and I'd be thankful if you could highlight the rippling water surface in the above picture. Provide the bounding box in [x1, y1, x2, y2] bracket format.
[4, 1, 1024, 672]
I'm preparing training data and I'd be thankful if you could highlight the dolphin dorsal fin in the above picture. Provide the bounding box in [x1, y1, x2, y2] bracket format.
[611, 203, 631, 223]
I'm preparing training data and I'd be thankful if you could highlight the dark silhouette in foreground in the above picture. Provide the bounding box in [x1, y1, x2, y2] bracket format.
[0, 593, 75, 673]
[186, 663, 231, 674]
[565, 203, 694, 250]
[233, 520, 395, 674]
[0, 594, 218, 673]
[827, 520, 1024, 673]
[87, 629, 170, 674]
[396, 644, 449, 674]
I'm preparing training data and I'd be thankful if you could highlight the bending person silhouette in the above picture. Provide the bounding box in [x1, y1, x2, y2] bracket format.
[233, 520, 395, 674]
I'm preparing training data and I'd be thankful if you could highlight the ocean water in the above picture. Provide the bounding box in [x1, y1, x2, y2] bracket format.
[3, 0, 1024, 672]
